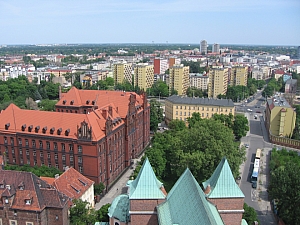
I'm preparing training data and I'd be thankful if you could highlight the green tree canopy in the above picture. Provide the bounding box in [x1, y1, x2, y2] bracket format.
[243, 203, 259, 225]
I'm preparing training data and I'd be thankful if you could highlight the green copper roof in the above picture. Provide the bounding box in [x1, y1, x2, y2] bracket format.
[128, 157, 166, 199]
[108, 194, 129, 222]
[157, 168, 224, 225]
[241, 219, 249, 225]
[202, 157, 245, 198]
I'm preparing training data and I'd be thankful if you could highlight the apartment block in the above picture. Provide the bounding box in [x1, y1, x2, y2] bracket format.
[208, 67, 229, 98]
[230, 65, 248, 86]
[169, 57, 181, 68]
[190, 73, 209, 91]
[113, 62, 133, 84]
[165, 95, 234, 124]
[200, 40, 208, 54]
[154, 58, 169, 74]
[212, 43, 220, 53]
[169, 64, 190, 96]
[134, 63, 154, 90]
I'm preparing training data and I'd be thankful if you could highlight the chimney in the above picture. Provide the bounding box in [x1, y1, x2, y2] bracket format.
[55, 174, 60, 179]
[108, 106, 113, 117]
[204, 184, 211, 194]
[102, 109, 107, 119]
[59, 86, 62, 100]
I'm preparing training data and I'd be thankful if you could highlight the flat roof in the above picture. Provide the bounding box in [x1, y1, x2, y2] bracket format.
[166, 95, 234, 107]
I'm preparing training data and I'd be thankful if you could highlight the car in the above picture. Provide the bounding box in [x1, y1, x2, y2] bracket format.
[244, 144, 249, 148]
[252, 182, 257, 189]
[256, 111, 261, 113]
[254, 115, 258, 119]
[247, 108, 253, 112]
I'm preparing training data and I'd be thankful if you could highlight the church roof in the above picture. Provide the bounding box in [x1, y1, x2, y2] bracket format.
[202, 157, 245, 198]
[128, 158, 166, 199]
[108, 194, 130, 223]
[157, 168, 224, 225]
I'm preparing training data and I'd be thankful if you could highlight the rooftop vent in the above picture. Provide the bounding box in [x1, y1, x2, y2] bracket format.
[5, 123, 10, 130]
[92, 100, 95, 105]
[35, 126, 40, 133]
[65, 129, 70, 136]
[28, 125, 33, 132]
[57, 128, 62, 135]
[86, 100, 90, 104]
[70, 100, 74, 105]
[21, 124, 26, 131]
[50, 127, 55, 134]
[63, 100, 67, 105]
[42, 126, 47, 134]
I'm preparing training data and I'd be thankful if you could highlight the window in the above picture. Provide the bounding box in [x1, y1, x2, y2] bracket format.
[176, 111, 178, 115]
[18, 138, 22, 145]
[70, 155, 73, 162]
[4, 137, 7, 144]
[54, 142, 57, 150]
[25, 139, 28, 146]
[62, 155, 65, 161]
[176, 106, 178, 109]
[32, 140, 36, 147]
[79, 166, 83, 173]
[26, 222, 33, 225]
[46, 142, 50, 149]
[25, 199, 31, 205]
[19, 148, 22, 154]
[180, 111, 182, 116]
[56, 164, 59, 169]
[61, 143, 65, 151]
[78, 157, 82, 163]
[11, 148, 15, 154]
[39, 141, 43, 149]
[10, 138, 14, 145]
[212, 108, 214, 111]
[40, 151, 43, 157]
[202, 107, 204, 111]
[78, 145, 82, 153]
[55, 153, 58, 160]
[69, 144, 74, 152]
[9, 220, 17, 225]
[33, 150, 36, 156]
[184, 112, 186, 116]
[48, 153, 51, 159]
[27, 160, 30, 165]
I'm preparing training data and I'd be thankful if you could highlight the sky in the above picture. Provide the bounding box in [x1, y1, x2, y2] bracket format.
[0, 0, 299, 46]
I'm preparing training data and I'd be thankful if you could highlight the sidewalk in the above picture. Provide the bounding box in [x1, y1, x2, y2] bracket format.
[95, 155, 143, 210]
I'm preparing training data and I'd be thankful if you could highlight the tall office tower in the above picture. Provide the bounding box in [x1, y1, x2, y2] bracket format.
[200, 40, 208, 54]
[208, 67, 229, 98]
[113, 62, 133, 84]
[134, 63, 154, 90]
[169, 64, 190, 96]
[298, 46, 300, 59]
[169, 57, 181, 68]
[154, 58, 169, 74]
[230, 65, 248, 86]
[212, 43, 220, 53]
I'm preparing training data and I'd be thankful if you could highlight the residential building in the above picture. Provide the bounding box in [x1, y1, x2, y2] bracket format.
[164, 95, 234, 124]
[208, 67, 229, 98]
[230, 65, 248, 86]
[154, 58, 169, 74]
[265, 96, 296, 137]
[168, 57, 181, 68]
[0, 170, 70, 225]
[0, 87, 150, 188]
[212, 43, 220, 53]
[200, 40, 208, 54]
[298, 46, 300, 59]
[189, 73, 209, 91]
[41, 167, 95, 208]
[168, 64, 189, 96]
[113, 62, 133, 85]
[274, 69, 285, 80]
[285, 79, 297, 94]
[283, 73, 292, 83]
[108, 157, 248, 225]
[134, 63, 154, 90]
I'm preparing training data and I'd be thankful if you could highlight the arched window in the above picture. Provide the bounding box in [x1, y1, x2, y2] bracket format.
[115, 222, 120, 225]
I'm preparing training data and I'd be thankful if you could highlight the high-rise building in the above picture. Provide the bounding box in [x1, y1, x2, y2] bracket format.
[200, 40, 208, 54]
[208, 67, 229, 98]
[134, 63, 154, 90]
[230, 65, 248, 86]
[190, 73, 209, 91]
[113, 62, 133, 85]
[169, 57, 181, 68]
[298, 46, 300, 59]
[154, 58, 169, 74]
[212, 43, 220, 53]
[169, 64, 190, 96]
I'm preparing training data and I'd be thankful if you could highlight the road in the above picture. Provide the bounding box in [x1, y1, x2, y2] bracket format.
[238, 91, 276, 224]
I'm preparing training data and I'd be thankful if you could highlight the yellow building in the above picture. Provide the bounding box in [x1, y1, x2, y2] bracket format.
[208, 67, 229, 98]
[165, 95, 235, 124]
[134, 63, 154, 91]
[230, 65, 248, 86]
[113, 62, 133, 84]
[169, 64, 189, 96]
[265, 97, 296, 137]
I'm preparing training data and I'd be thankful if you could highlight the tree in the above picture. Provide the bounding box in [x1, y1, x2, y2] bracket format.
[96, 204, 111, 222]
[70, 199, 96, 225]
[168, 119, 186, 131]
[25, 97, 38, 110]
[243, 203, 259, 225]
[269, 161, 300, 225]
[232, 114, 249, 140]
[150, 99, 163, 131]
[38, 99, 58, 111]
[94, 182, 105, 196]
[186, 112, 202, 128]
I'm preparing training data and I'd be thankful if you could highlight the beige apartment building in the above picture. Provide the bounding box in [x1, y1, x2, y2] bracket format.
[230, 65, 248, 86]
[113, 62, 133, 84]
[165, 95, 235, 124]
[169, 64, 189, 96]
[134, 63, 154, 90]
[208, 67, 229, 98]
[265, 96, 296, 137]
[190, 73, 209, 91]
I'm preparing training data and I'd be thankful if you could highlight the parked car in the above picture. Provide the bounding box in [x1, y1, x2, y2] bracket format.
[256, 111, 261, 113]
[244, 144, 249, 148]
[247, 108, 253, 112]
[254, 115, 258, 119]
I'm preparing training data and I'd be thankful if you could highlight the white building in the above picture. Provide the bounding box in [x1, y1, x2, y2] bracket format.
[190, 73, 209, 90]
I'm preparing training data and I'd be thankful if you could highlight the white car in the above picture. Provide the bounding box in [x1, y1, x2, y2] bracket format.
[247, 109, 253, 112]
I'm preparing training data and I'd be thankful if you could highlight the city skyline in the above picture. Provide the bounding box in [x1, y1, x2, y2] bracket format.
[0, 0, 299, 46]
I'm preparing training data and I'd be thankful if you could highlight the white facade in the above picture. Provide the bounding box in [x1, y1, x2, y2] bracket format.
[190, 73, 209, 90]
[200, 40, 207, 54]
[212, 43, 220, 53]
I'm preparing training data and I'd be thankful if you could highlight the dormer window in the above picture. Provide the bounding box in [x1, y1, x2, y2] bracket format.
[50, 127, 55, 134]
[21, 124, 26, 131]
[65, 129, 70, 136]
[5, 198, 9, 204]
[18, 182, 25, 190]
[0, 184, 4, 188]
[25, 199, 32, 205]
[78, 179, 87, 186]
[5, 123, 10, 130]
[86, 100, 90, 104]
[57, 128, 62, 135]
[28, 125, 33, 132]
[63, 100, 67, 105]
[42, 126, 47, 134]
[92, 100, 95, 105]
[70, 100, 74, 105]
[35, 126, 40, 133]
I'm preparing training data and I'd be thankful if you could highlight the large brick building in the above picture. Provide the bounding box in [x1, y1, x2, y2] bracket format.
[0, 170, 70, 225]
[108, 157, 248, 225]
[0, 87, 150, 189]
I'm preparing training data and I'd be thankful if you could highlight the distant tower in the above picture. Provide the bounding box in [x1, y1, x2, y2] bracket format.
[298, 46, 300, 59]
[200, 40, 208, 54]
[212, 43, 220, 53]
